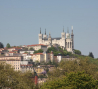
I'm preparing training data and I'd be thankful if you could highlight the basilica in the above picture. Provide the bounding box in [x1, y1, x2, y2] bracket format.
[38, 26, 74, 53]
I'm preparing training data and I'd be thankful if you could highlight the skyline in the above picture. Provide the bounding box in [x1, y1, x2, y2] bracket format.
[0, 0, 98, 58]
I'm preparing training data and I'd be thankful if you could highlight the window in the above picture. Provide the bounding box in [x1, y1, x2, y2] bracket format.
[68, 42, 69, 48]
[70, 42, 71, 48]
[66, 42, 67, 48]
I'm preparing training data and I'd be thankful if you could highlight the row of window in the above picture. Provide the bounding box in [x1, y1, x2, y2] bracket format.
[66, 42, 72, 48]
[14, 65, 19, 66]
[7, 61, 20, 64]
[14, 67, 19, 70]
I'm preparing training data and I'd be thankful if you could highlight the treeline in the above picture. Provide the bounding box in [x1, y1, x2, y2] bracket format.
[0, 54, 98, 89]
[47, 47, 72, 56]
[40, 57, 98, 89]
[47, 47, 95, 59]
[0, 62, 37, 89]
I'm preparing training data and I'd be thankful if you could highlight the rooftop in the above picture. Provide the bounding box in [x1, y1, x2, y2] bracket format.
[27, 44, 47, 47]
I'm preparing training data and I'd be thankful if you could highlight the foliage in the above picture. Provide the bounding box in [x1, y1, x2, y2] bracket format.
[74, 49, 81, 55]
[25, 51, 28, 53]
[29, 47, 34, 50]
[0, 42, 4, 48]
[40, 52, 98, 88]
[0, 62, 35, 89]
[48, 58, 98, 80]
[38, 74, 47, 78]
[40, 60, 58, 67]
[41, 72, 98, 89]
[89, 52, 94, 58]
[34, 49, 43, 53]
[47, 47, 72, 56]
[6, 43, 11, 48]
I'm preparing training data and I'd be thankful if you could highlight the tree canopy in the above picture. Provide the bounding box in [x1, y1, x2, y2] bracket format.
[0, 62, 35, 89]
[0, 42, 4, 48]
[41, 72, 98, 89]
[47, 46, 72, 56]
[48, 58, 98, 79]
[74, 49, 81, 55]
[89, 52, 94, 58]
[34, 49, 43, 53]
[6, 43, 11, 48]
[41, 56, 98, 89]
[29, 47, 34, 50]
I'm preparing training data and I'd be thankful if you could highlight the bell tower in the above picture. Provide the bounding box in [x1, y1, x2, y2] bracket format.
[65, 27, 73, 52]
[38, 27, 43, 44]
[71, 26, 74, 50]
[43, 29, 47, 39]
[61, 26, 66, 48]
[61, 26, 65, 39]
[48, 32, 52, 47]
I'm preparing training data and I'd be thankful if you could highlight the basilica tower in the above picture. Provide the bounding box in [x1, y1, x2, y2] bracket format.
[43, 29, 48, 39]
[38, 28, 43, 44]
[48, 33, 52, 47]
[61, 27, 65, 39]
[61, 27, 66, 48]
[66, 27, 73, 52]
[71, 26, 74, 51]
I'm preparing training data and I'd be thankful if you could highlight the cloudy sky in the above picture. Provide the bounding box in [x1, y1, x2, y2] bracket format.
[0, 0, 98, 58]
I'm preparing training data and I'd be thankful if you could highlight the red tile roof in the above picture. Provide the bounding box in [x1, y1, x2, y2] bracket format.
[32, 53, 43, 55]
[27, 44, 47, 47]
[12, 50, 18, 52]
[8, 47, 22, 49]
[22, 53, 28, 54]
[9, 52, 14, 53]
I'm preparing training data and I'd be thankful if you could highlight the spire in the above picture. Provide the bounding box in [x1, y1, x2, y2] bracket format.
[40, 27, 41, 34]
[45, 29, 46, 35]
[72, 26, 73, 30]
[67, 27, 69, 33]
[49, 32, 51, 38]
[63, 26, 64, 32]
[71, 26, 74, 35]
[71, 26, 74, 50]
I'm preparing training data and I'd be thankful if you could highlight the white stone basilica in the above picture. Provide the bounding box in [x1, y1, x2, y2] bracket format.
[38, 26, 74, 53]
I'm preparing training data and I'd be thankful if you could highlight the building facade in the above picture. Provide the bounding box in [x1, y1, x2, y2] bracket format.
[31, 52, 54, 63]
[27, 44, 47, 52]
[0, 56, 23, 71]
[38, 26, 74, 53]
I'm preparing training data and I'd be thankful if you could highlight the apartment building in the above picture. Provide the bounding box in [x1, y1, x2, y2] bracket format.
[0, 56, 23, 71]
[31, 52, 54, 63]
[27, 44, 47, 52]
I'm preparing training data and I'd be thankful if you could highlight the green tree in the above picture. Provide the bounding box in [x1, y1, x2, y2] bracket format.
[38, 49, 43, 53]
[0, 62, 35, 89]
[89, 52, 94, 58]
[47, 47, 72, 56]
[29, 47, 34, 50]
[41, 72, 98, 89]
[25, 51, 28, 53]
[48, 58, 98, 79]
[6, 43, 11, 48]
[34, 49, 43, 53]
[47, 47, 57, 53]
[74, 49, 81, 55]
[0, 42, 4, 48]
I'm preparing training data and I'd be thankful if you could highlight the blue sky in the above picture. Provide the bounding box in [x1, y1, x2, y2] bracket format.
[0, 0, 98, 58]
